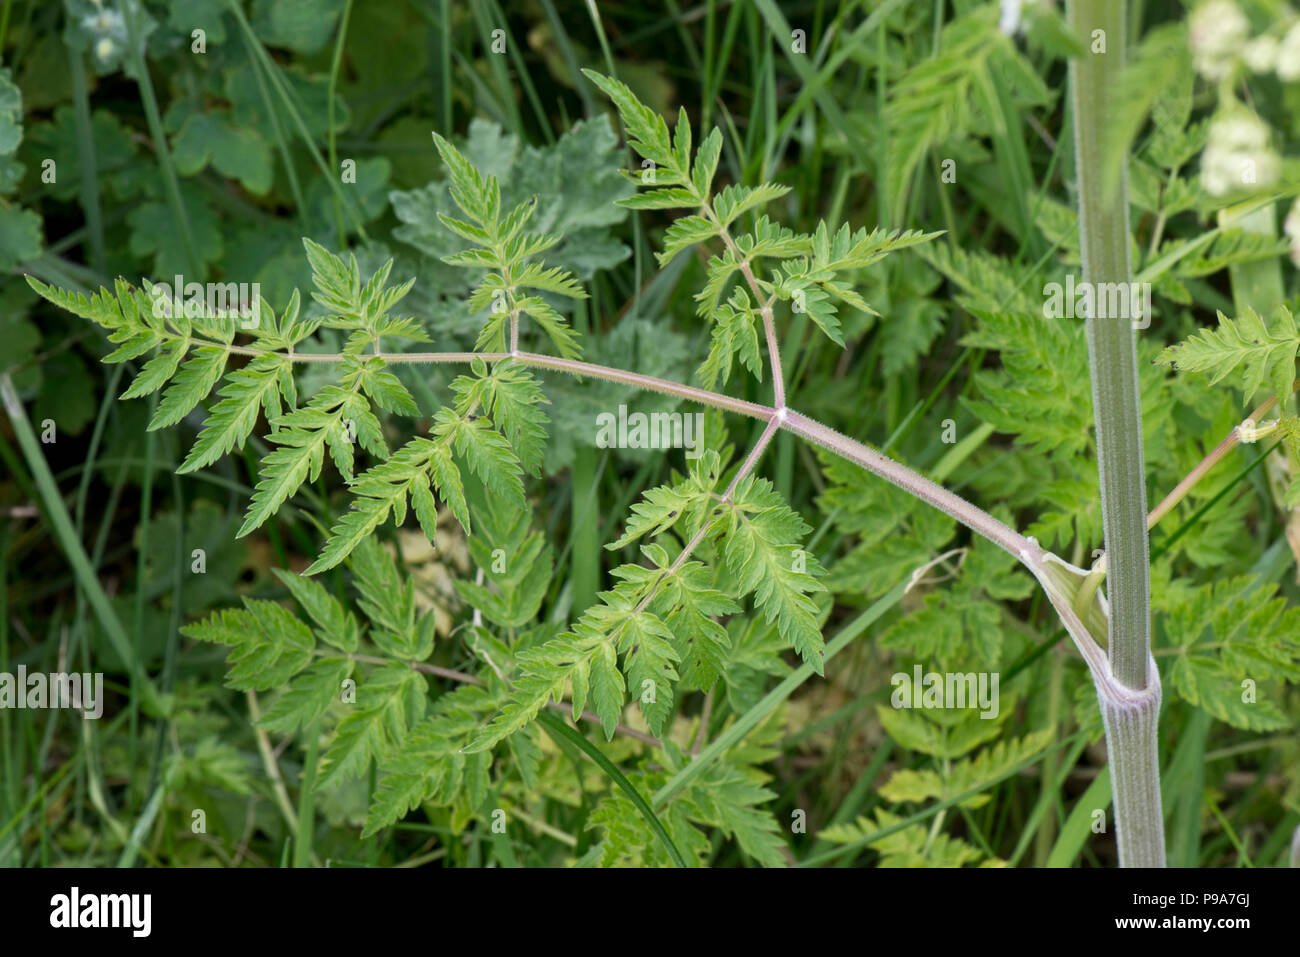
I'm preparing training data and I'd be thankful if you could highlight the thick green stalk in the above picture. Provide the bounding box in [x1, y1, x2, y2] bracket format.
[1068, 0, 1165, 866]
[1070, 0, 1150, 691]
[1097, 656, 1165, 866]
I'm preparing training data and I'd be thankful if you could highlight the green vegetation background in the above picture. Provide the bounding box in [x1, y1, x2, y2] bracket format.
[1, 0, 1297, 867]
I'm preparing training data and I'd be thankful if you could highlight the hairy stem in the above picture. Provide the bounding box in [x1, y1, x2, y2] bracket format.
[1069, 0, 1150, 693]
[782, 410, 1036, 560]
[230, 341, 1037, 563]
[228, 344, 775, 420]
[1096, 660, 1166, 867]
[1068, 0, 1165, 866]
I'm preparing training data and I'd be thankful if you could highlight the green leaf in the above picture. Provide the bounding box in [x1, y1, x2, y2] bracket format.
[318, 663, 428, 789]
[1099, 24, 1191, 201]
[580, 641, 625, 739]
[393, 116, 630, 290]
[658, 215, 720, 267]
[784, 277, 843, 346]
[180, 598, 315, 691]
[691, 129, 723, 200]
[469, 361, 550, 475]
[238, 377, 377, 536]
[619, 610, 679, 736]
[258, 658, 354, 734]
[582, 70, 678, 180]
[273, 568, 359, 652]
[307, 438, 451, 575]
[663, 561, 738, 691]
[302, 238, 360, 320]
[513, 262, 587, 299]
[608, 457, 721, 550]
[310, 492, 400, 576]
[617, 187, 699, 210]
[452, 497, 552, 629]
[820, 808, 991, 867]
[251, 0, 348, 55]
[0, 66, 22, 157]
[127, 189, 223, 277]
[26, 277, 156, 341]
[884, 6, 1044, 212]
[1171, 655, 1290, 731]
[687, 761, 787, 867]
[735, 216, 810, 261]
[1157, 305, 1300, 403]
[439, 410, 525, 506]
[698, 287, 764, 389]
[349, 536, 416, 636]
[239, 436, 325, 536]
[179, 355, 285, 473]
[695, 250, 743, 322]
[409, 473, 441, 545]
[119, 338, 188, 401]
[515, 296, 582, 359]
[150, 345, 228, 430]
[724, 478, 826, 672]
[362, 690, 490, 838]
[1161, 575, 1300, 730]
[713, 182, 791, 229]
[425, 440, 469, 534]
[0, 206, 43, 269]
[463, 640, 578, 752]
[363, 755, 446, 838]
[171, 111, 273, 194]
[809, 221, 940, 274]
[431, 130, 499, 227]
[443, 248, 498, 269]
[357, 361, 420, 417]
[881, 731, 1053, 809]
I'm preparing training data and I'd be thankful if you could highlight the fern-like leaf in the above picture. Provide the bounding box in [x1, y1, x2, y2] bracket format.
[724, 477, 827, 672]
[1158, 305, 1299, 402]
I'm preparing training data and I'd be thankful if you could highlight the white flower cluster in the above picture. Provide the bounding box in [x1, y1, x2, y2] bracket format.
[1189, 0, 1250, 80]
[1200, 111, 1280, 197]
[1190, 1, 1300, 81]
